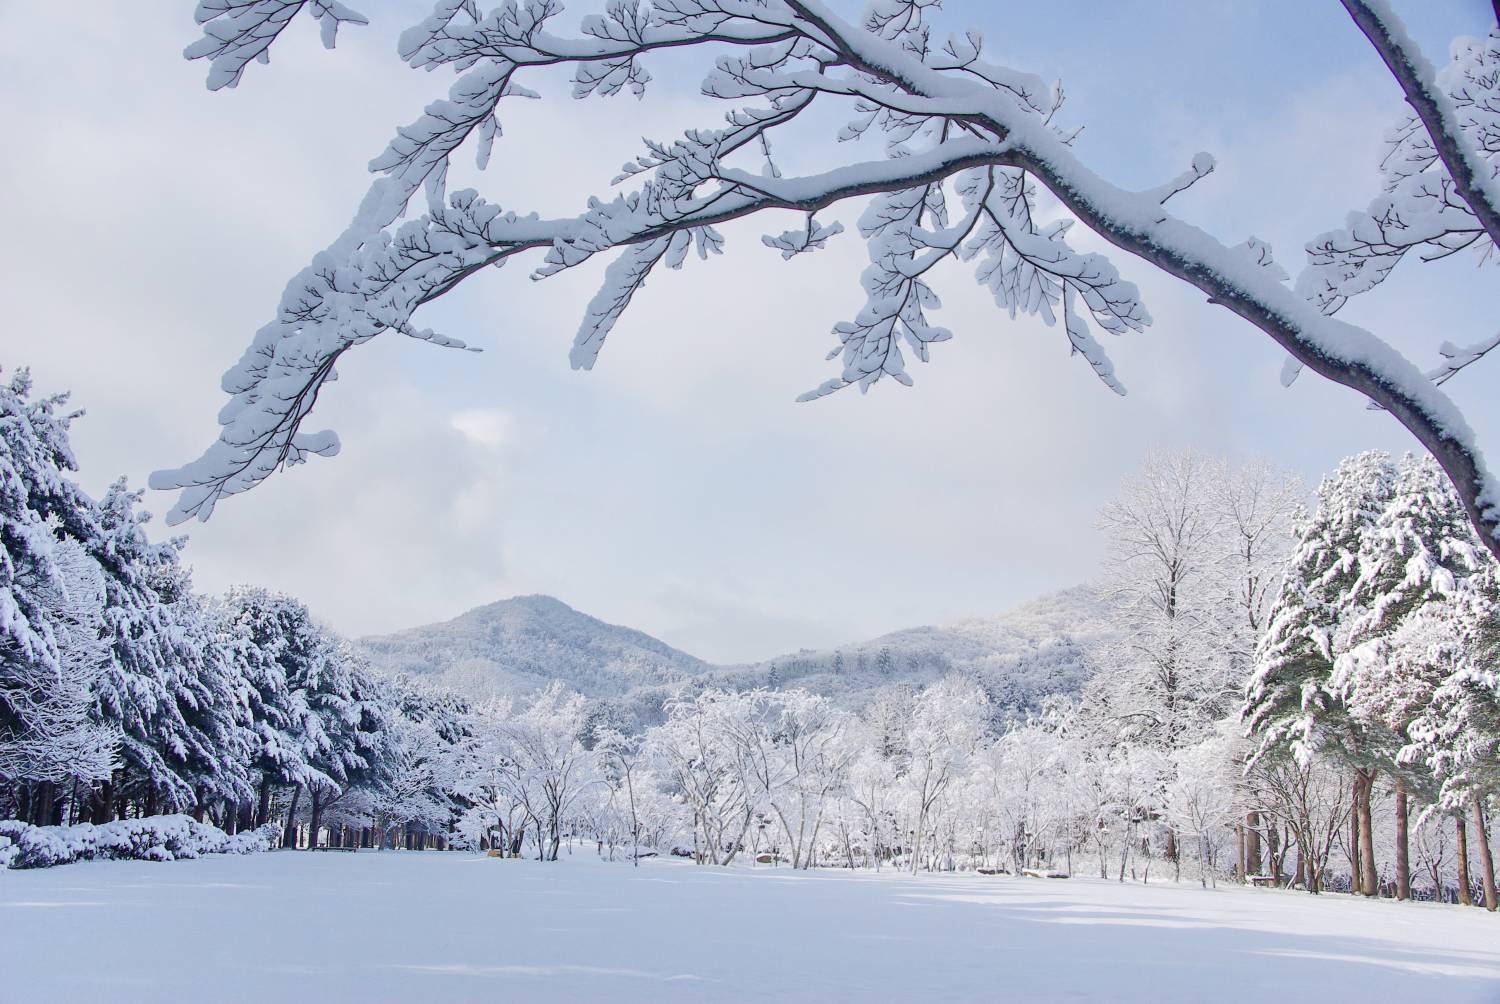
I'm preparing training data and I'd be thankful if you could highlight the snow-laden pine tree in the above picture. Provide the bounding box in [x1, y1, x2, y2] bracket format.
[1332, 455, 1498, 897]
[0, 538, 117, 805]
[1243, 451, 1397, 895]
[160, 1, 1500, 564]
[0, 368, 118, 821]
[1244, 453, 1398, 759]
[1399, 579, 1500, 908]
[88, 482, 248, 816]
[219, 587, 335, 832]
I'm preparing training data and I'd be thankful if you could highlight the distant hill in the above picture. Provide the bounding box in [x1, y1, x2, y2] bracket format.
[357, 594, 709, 702]
[696, 585, 1116, 718]
[358, 587, 1116, 725]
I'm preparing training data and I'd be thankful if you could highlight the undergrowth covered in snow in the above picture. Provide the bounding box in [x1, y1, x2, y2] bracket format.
[0, 815, 279, 870]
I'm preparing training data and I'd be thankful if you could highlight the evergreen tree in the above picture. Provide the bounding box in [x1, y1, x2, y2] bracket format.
[1244, 452, 1398, 760]
[1244, 451, 1397, 896]
[0, 369, 116, 820]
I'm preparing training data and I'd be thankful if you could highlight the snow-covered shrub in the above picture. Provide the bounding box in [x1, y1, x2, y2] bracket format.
[0, 820, 23, 869]
[1, 815, 281, 870]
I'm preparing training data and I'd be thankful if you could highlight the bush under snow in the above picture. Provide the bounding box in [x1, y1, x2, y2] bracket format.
[0, 816, 280, 870]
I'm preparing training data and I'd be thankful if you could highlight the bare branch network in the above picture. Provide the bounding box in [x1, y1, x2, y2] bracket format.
[158, 0, 1500, 557]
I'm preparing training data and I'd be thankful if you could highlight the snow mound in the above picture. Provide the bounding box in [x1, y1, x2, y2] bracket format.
[0, 815, 280, 870]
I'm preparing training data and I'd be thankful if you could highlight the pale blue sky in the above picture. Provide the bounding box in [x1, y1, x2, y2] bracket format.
[2, 1, 1495, 662]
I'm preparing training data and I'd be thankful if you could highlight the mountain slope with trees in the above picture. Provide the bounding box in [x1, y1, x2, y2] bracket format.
[357, 595, 710, 701]
[356, 587, 1117, 722]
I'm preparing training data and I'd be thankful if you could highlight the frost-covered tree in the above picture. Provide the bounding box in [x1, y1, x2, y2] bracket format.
[0, 368, 116, 821]
[0, 539, 116, 804]
[1096, 451, 1233, 758]
[736, 690, 851, 869]
[1245, 452, 1397, 894]
[500, 682, 596, 860]
[647, 689, 759, 865]
[1214, 460, 1305, 674]
[160, 1, 1500, 567]
[1333, 455, 1497, 898]
[896, 674, 987, 872]
[1165, 734, 1240, 888]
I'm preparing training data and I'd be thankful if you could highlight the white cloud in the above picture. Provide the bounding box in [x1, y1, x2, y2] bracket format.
[5, 1, 1496, 661]
[450, 408, 514, 449]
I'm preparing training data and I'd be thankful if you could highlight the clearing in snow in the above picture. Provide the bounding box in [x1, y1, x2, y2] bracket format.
[2, 851, 1496, 1002]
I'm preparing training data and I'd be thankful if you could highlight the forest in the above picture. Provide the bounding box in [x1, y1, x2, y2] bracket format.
[6, 364, 1499, 914]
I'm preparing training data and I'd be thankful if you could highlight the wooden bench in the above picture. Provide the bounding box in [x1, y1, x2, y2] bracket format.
[1247, 874, 1278, 888]
[311, 845, 357, 852]
[1021, 868, 1068, 879]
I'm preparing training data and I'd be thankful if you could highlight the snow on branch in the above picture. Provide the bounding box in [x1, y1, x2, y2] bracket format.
[1341, 1, 1500, 250]
[186, 0, 369, 91]
[167, 0, 1500, 562]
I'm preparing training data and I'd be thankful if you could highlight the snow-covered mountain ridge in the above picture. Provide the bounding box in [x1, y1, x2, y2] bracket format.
[358, 587, 1116, 721]
[357, 594, 710, 702]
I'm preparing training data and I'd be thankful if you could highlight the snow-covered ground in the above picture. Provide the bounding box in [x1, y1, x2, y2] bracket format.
[3, 851, 1497, 1003]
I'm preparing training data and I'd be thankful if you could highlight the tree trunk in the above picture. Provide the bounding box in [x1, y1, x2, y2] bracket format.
[32, 781, 55, 827]
[1356, 769, 1377, 897]
[1348, 781, 1362, 894]
[307, 789, 323, 851]
[91, 775, 115, 825]
[1393, 780, 1410, 901]
[1246, 811, 1262, 877]
[1458, 814, 1474, 906]
[255, 777, 273, 828]
[281, 785, 302, 849]
[1470, 794, 1497, 911]
[145, 787, 158, 818]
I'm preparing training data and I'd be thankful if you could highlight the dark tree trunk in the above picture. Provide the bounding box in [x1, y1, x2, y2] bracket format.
[32, 781, 54, 827]
[1348, 777, 1362, 893]
[1246, 812, 1262, 877]
[91, 778, 114, 825]
[255, 778, 273, 828]
[307, 790, 323, 850]
[1458, 814, 1474, 906]
[144, 787, 158, 818]
[1355, 770, 1377, 897]
[238, 799, 255, 832]
[1393, 781, 1410, 901]
[282, 786, 302, 849]
[1471, 794, 1497, 912]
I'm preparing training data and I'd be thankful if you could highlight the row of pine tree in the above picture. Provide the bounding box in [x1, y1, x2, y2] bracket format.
[1, 367, 471, 847]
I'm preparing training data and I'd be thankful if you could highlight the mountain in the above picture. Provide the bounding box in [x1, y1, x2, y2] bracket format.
[357, 594, 709, 702]
[358, 587, 1117, 724]
[695, 585, 1116, 717]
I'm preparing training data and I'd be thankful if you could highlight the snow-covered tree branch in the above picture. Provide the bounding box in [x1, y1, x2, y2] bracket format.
[160, 0, 1500, 564]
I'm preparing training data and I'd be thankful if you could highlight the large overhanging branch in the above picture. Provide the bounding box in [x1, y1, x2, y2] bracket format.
[1340, 0, 1500, 251]
[779, 0, 1500, 559]
[162, 0, 1500, 563]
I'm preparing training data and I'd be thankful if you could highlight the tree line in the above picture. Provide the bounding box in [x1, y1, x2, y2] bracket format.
[0, 367, 470, 849]
[7, 364, 1500, 906]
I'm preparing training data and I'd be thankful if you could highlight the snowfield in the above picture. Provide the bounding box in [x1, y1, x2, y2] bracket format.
[3, 852, 1498, 1003]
